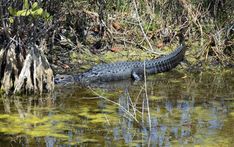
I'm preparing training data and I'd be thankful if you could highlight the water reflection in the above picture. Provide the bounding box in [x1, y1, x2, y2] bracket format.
[112, 98, 232, 146]
[0, 70, 233, 146]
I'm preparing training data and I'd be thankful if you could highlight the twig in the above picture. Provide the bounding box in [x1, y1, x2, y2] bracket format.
[104, 114, 111, 126]
[143, 60, 151, 131]
[126, 89, 138, 118]
[132, 0, 163, 55]
[89, 87, 139, 123]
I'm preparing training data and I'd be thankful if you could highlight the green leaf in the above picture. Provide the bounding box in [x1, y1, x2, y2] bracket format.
[9, 17, 14, 24]
[8, 7, 17, 16]
[16, 10, 31, 16]
[43, 11, 50, 18]
[23, 0, 29, 9]
[32, 2, 39, 10]
[32, 8, 43, 16]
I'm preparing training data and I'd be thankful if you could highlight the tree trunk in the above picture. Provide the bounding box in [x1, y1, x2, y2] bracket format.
[0, 40, 54, 95]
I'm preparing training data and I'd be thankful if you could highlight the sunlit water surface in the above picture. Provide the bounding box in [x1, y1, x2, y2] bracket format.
[0, 70, 234, 146]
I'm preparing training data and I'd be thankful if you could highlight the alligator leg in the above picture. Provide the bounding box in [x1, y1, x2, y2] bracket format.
[131, 71, 141, 80]
[131, 68, 144, 81]
[131, 67, 160, 81]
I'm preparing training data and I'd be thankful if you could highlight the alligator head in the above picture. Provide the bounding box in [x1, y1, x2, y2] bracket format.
[54, 70, 104, 85]
[75, 70, 103, 84]
[54, 74, 75, 85]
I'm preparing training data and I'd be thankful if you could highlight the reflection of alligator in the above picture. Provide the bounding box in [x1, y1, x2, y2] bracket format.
[55, 36, 186, 85]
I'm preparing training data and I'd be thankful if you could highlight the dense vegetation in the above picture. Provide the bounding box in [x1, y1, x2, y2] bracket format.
[0, 0, 233, 94]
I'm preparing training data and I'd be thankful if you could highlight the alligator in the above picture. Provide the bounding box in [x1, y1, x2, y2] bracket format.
[55, 35, 186, 85]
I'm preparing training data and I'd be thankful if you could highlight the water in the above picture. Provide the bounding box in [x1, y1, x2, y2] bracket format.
[0, 70, 233, 146]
